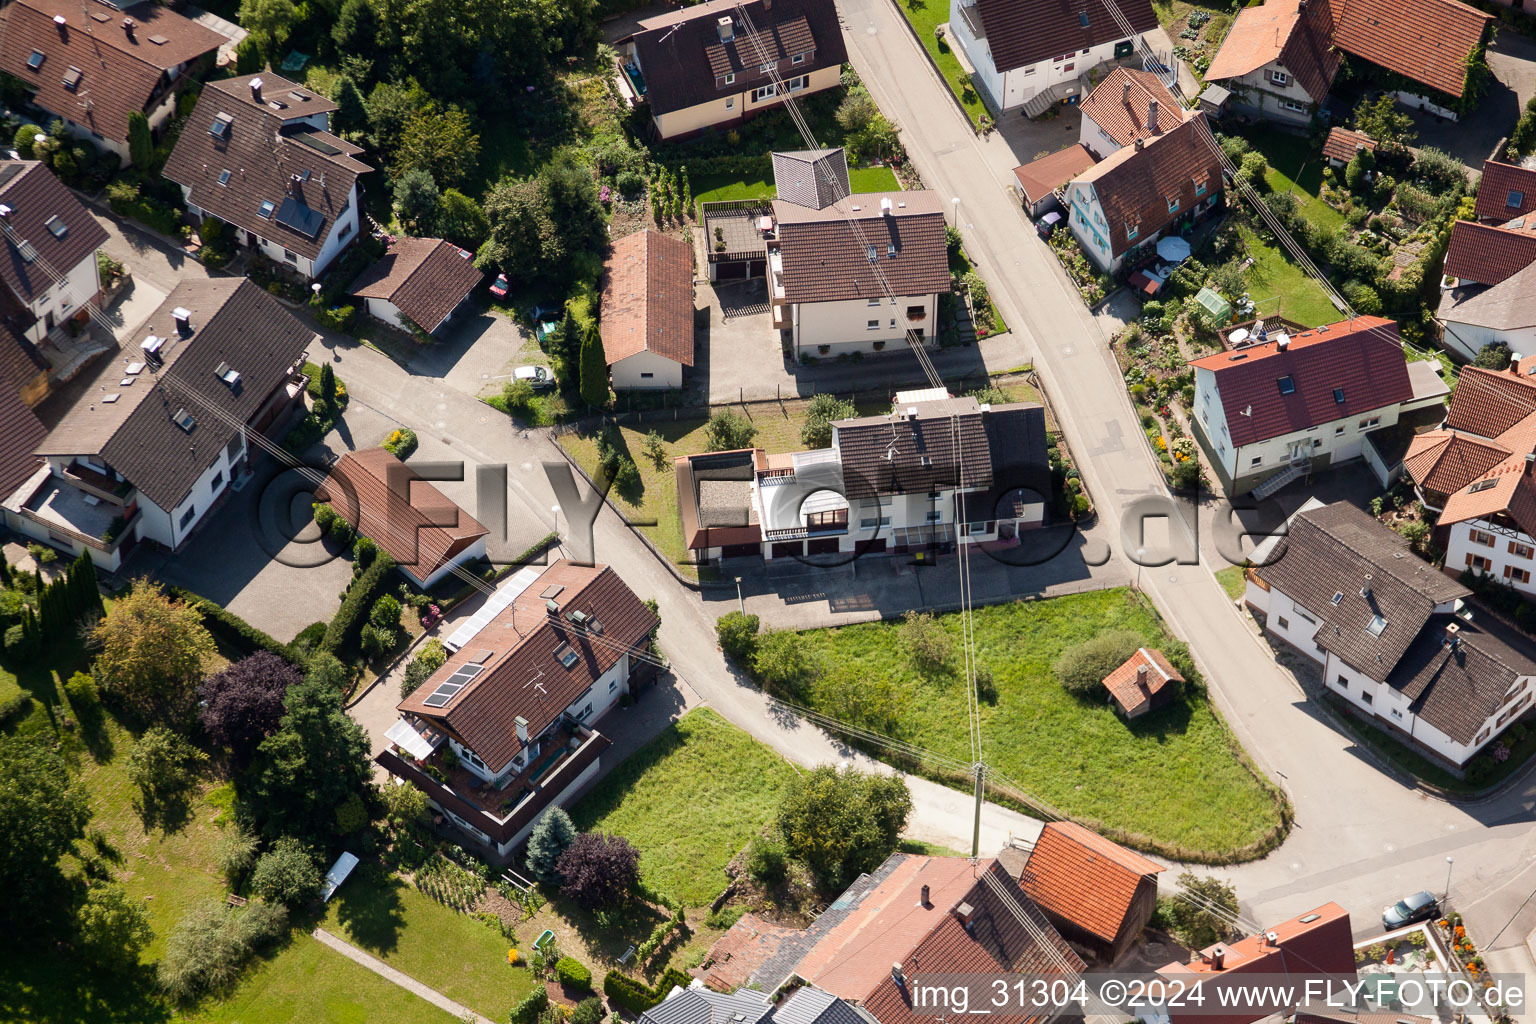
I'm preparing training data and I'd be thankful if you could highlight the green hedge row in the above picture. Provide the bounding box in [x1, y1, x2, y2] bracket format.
[509, 983, 549, 1024]
[435, 532, 559, 612]
[166, 586, 299, 666]
[602, 967, 692, 1015]
[321, 552, 398, 657]
[0, 685, 32, 722]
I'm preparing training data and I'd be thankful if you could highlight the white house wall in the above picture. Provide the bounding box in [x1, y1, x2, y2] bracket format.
[1193, 366, 1238, 482]
[612, 350, 684, 390]
[1004, 38, 1133, 110]
[946, 0, 1005, 111]
[183, 180, 359, 280]
[1260, 588, 1326, 662]
[1439, 319, 1536, 363]
[413, 535, 489, 590]
[1219, 63, 1316, 125]
[1444, 519, 1536, 597]
[793, 293, 936, 357]
[22, 252, 101, 343]
[364, 296, 406, 330]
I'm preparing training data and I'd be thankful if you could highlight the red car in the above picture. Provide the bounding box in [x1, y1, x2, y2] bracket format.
[489, 273, 509, 298]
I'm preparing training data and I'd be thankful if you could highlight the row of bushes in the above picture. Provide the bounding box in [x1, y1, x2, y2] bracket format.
[0, 684, 31, 722]
[321, 552, 398, 657]
[434, 532, 559, 612]
[602, 967, 692, 1014]
[165, 586, 298, 666]
[636, 909, 688, 966]
[105, 179, 185, 238]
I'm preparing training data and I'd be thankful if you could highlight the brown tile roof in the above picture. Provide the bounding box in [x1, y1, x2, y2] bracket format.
[1073, 114, 1224, 258]
[773, 190, 951, 304]
[163, 73, 364, 265]
[631, 0, 847, 117]
[0, 382, 45, 497]
[0, 161, 110, 307]
[397, 560, 657, 771]
[973, 0, 1159, 74]
[1386, 609, 1536, 746]
[1188, 317, 1410, 447]
[1012, 144, 1097, 204]
[0, 0, 224, 145]
[599, 229, 695, 367]
[1475, 161, 1536, 222]
[1330, 0, 1491, 99]
[315, 448, 489, 584]
[1205, 0, 1340, 101]
[700, 912, 800, 992]
[36, 278, 316, 511]
[1101, 647, 1185, 716]
[1443, 220, 1536, 286]
[1017, 821, 1164, 944]
[350, 238, 483, 333]
[1080, 68, 1186, 149]
[0, 288, 44, 393]
[1321, 127, 1377, 165]
[1403, 429, 1514, 497]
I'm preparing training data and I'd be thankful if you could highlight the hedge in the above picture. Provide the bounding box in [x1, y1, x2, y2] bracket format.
[321, 552, 398, 657]
[602, 968, 692, 1014]
[509, 983, 549, 1024]
[555, 956, 592, 991]
[435, 532, 559, 611]
[0, 685, 32, 722]
[166, 586, 299, 665]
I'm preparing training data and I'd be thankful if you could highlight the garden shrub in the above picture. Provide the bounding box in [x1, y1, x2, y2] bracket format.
[556, 956, 593, 991]
[510, 982, 551, 1024]
[746, 835, 787, 884]
[322, 553, 398, 656]
[250, 836, 321, 907]
[383, 428, 418, 459]
[716, 611, 761, 663]
[165, 586, 297, 664]
[157, 899, 289, 1000]
[572, 997, 606, 1024]
[1052, 629, 1146, 697]
[402, 638, 448, 697]
[312, 502, 337, 534]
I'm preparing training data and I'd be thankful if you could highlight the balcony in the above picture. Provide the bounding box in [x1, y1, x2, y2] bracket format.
[60, 461, 135, 503]
[424, 722, 595, 820]
[19, 473, 140, 553]
[905, 306, 926, 322]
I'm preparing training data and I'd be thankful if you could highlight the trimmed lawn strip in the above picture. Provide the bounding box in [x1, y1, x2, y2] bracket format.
[789, 590, 1287, 860]
[1237, 224, 1340, 328]
[572, 708, 797, 905]
[1215, 566, 1247, 600]
[896, 0, 988, 127]
[1324, 694, 1536, 795]
[1236, 127, 1346, 233]
[693, 165, 901, 208]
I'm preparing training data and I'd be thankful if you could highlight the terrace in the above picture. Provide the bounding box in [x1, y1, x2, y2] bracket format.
[13, 469, 139, 551]
[428, 721, 596, 819]
[702, 200, 773, 265]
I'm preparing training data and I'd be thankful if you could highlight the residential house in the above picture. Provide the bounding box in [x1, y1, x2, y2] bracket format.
[1297, 1010, 1431, 1024]
[946, 0, 1159, 117]
[314, 448, 490, 589]
[0, 0, 225, 165]
[1202, 0, 1339, 126]
[641, 987, 773, 1024]
[1078, 67, 1187, 160]
[1474, 161, 1536, 223]
[1437, 451, 1536, 598]
[376, 559, 659, 862]
[1015, 820, 1164, 962]
[1246, 502, 1536, 768]
[703, 853, 1083, 1020]
[1011, 143, 1095, 220]
[0, 291, 50, 408]
[599, 229, 695, 390]
[1321, 127, 1376, 168]
[1154, 903, 1354, 1024]
[1330, 0, 1491, 119]
[676, 390, 1050, 563]
[1437, 209, 1536, 361]
[0, 161, 110, 352]
[1065, 113, 1224, 274]
[1188, 317, 1449, 497]
[618, 0, 846, 141]
[1101, 647, 1183, 718]
[164, 73, 368, 280]
[1404, 361, 1536, 510]
[349, 238, 483, 336]
[5, 279, 314, 568]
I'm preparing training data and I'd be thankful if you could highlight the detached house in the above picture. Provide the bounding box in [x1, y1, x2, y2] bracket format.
[1015, 821, 1164, 962]
[1437, 188, 1536, 361]
[5, 279, 314, 568]
[376, 559, 659, 862]
[1405, 360, 1536, 510]
[619, 0, 846, 141]
[1189, 317, 1449, 497]
[599, 228, 695, 390]
[0, 160, 109, 355]
[1246, 502, 1536, 769]
[0, 0, 225, 165]
[164, 73, 368, 280]
[1202, 0, 1339, 126]
[1077, 67, 1187, 160]
[946, 0, 1159, 117]
[349, 238, 483, 336]
[1065, 112, 1224, 274]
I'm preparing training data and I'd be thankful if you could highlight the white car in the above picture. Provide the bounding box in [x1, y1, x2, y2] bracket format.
[513, 365, 555, 391]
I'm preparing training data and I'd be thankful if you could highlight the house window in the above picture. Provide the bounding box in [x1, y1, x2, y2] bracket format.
[1506, 566, 1533, 584]
[218, 168, 231, 186]
[1064, 63, 1075, 73]
[926, 510, 943, 522]
[752, 84, 777, 102]
[1478, 727, 1491, 744]
[867, 319, 879, 330]
[1467, 553, 1493, 572]
[792, 53, 804, 64]
[1126, 223, 1138, 241]
[725, 97, 735, 110]
[640, 372, 654, 379]
[1390, 708, 1403, 720]
[338, 221, 353, 241]
[283, 249, 298, 263]
[1335, 425, 1345, 436]
[211, 471, 224, 493]
[787, 75, 807, 93]
[1024, 65, 1036, 75]
[724, 72, 736, 85]
[1276, 615, 1289, 629]
[1270, 69, 1289, 86]
[760, 61, 777, 73]
[609, 679, 618, 692]
[27, 50, 45, 70]
[1360, 691, 1373, 706]
[178, 505, 197, 530]
[1335, 674, 1348, 689]
[1194, 179, 1207, 197]
[868, 297, 882, 306]
[1277, 375, 1295, 395]
[1333, 388, 1345, 404]
[258, 200, 275, 219]
[1167, 195, 1180, 213]
[1358, 417, 1380, 429]
[1471, 529, 1496, 547]
[1283, 100, 1307, 112]
[1251, 456, 1263, 467]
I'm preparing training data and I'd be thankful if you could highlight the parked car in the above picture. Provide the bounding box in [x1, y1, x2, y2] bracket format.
[489, 273, 509, 298]
[514, 365, 555, 392]
[529, 303, 561, 323]
[1036, 210, 1063, 240]
[1382, 890, 1439, 929]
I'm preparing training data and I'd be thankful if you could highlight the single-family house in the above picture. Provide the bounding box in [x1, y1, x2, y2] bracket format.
[0, 161, 110, 351]
[1437, 213, 1536, 361]
[1015, 820, 1164, 962]
[1404, 361, 1536, 510]
[1321, 127, 1376, 168]
[1101, 647, 1183, 718]
[946, 0, 1159, 117]
[641, 987, 773, 1024]
[1202, 0, 1339, 126]
[618, 0, 846, 141]
[1011, 144, 1095, 220]
[0, 0, 225, 165]
[1437, 450, 1536, 597]
[376, 559, 659, 862]
[1475, 161, 1536, 223]
[1188, 317, 1450, 497]
[599, 229, 695, 390]
[1246, 502, 1536, 769]
[1078, 67, 1188, 160]
[349, 238, 483, 336]
[164, 73, 369, 280]
[6, 278, 314, 568]
[1330, 0, 1491, 119]
[676, 390, 1050, 563]
[1065, 112, 1224, 274]
[314, 448, 490, 589]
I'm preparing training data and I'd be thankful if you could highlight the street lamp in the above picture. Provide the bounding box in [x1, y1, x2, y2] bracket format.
[951, 196, 961, 227]
[551, 503, 561, 540]
[734, 576, 745, 615]
[1135, 546, 1146, 591]
[1445, 856, 1454, 904]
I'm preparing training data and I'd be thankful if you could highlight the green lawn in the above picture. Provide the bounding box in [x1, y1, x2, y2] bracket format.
[1237, 224, 1341, 328]
[1214, 566, 1247, 600]
[572, 709, 797, 905]
[896, 0, 989, 127]
[321, 867, 534, 1021]
[693, 165, 900, 209]
[789, 590, 1286, 859]
[1238, 127, 1346, 233]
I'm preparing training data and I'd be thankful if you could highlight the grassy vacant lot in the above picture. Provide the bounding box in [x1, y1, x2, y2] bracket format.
[321, 867, 534, 1021]
[897, 0, 988, 127]
[693, 165, 901, 208]
[1237, 128, 1346, 233]
[573, 709, 797, 905]
[1237, 224, 1340, 328]
[1214, 566, 1247, 600]
[792, 590, 1285, 858]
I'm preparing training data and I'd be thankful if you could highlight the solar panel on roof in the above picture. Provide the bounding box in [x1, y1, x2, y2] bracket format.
[274, 197, 324, 239]
[421, 663, 484, 706]
[444, 566, 542, 650]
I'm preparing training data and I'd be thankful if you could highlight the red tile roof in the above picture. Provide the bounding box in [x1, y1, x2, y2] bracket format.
[700, 913, 799, 992]
[1403, 429, 1515, 497]
[973, 0, 1159, 75]
[1012, 144, 1096, 205]
[1475, 161, 1536, 222]
[316, 447, 488, 584]
[1330, 0, 1491, 99]
[1189, 317, 1411, 447]
[1079, 68, 1184, 149]
[1206, 0, 1339, 102]
[1017, 821, 1164, 943]
[1446, 365, 1536, 439]
[1443, 220, 1536, 286]
[350, 238, 483, 333]
[600, 229, 695, 367]
[1321, 127, 1376, 165]
[1101, 648, 1184, 716]
[1438, 452, 1536, 536]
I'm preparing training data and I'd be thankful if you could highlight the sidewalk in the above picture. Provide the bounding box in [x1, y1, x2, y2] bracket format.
[311, 927, 496, 1024]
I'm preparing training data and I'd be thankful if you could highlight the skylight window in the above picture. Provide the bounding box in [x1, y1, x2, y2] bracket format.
[44, 215, 65, 239]
[1078, 11, 1090, 26]
[1277, 375, 1296, 395]
[258, 199, 275, 219]
[209, 112, 233, 139]
[1510, 190, 1525, 209]
[26, 51, 45, 71]
[1333, 387, 1345, 404]
[218, 169, 231, 186]
[173, 408, 196, 432]
[1366, 614, 1388, 638]
[555, 643, 579, 669]
[1470, 478, 1498, 493]
[867, 244, 877, 261]
[1331, 592, 1344, 605]
[61, 66, 81, 91]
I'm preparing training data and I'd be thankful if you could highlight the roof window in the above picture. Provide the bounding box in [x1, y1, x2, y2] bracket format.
[26, 51, 45, 71]
[1277, 375, 1296, 395]
[147, 33, 169, 44]
[61, 66, 81, 91]
[44, 215, 65, 239]
[209, 112, 233, 139]
[173, 408, 196, 432]
[218, 169, 231, 186]
[866, 244, 877, 261]
[555, 643, 579, 669]
[1510, 190, 1525, 208]
[1333, 387, 1344, 404]
[1366, 614, 1388, 638]
[1331, 592, 1344, 605]
[1470, 478, 1498, 493]
[258, 199, 276, 219]
[1078, 11, 1089, 26]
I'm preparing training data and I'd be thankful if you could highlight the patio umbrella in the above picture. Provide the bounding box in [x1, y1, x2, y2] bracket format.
[1156, 236, 1192, 263]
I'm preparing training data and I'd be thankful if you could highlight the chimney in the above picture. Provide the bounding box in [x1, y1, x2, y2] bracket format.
[0, 205, 11, 220]
[514, 715, 529, 742]
[717, 15, 734, 42]
[1445, 622, 1462, 647]
[1275, 332, 1290, 351]
[123, 16, 135, 39]
[1136, 663, 1149, 691]
[881, 196, 894, 216]
[891, 963, 905, 988]
[1208, 944, 1226, 969]
[919, 884, 931, 908]
[53, 13, 66, 27]
[172, 306, 191, 334]
[1264, 931, 1280, 946]
[1122, 79, 1131, 105]
[953, 901, 975, 928]
[1147, 99, 1159, 133]
[250, 76, 264, 105]
[1134, 137, 1145, 151]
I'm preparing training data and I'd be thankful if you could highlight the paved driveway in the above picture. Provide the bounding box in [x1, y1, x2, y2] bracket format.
[1400, 28, 1536, 171]
[407, 306, 543, 400]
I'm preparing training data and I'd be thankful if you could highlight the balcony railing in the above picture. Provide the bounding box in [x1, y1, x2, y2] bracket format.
[60, 463, 134, 503]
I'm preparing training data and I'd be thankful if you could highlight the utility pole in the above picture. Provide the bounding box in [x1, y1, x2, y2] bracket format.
[971, 762, 985, 858]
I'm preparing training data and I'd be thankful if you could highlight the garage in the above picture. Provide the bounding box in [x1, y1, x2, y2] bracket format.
[862, 538, 887, 554]
[771, 541, 803, 559]
[722, 542, 760, 558]
[806, 537, 840, 555]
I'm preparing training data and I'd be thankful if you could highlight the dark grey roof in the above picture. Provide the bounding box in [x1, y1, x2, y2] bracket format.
[1387, 610, 1536, 745]
[36, 278, 315, 510]
[770, 988, 872, 1024]
[772, 148, 851, 211]
[641, 988, 773, 1024]
[1255, 502, 1469, 676]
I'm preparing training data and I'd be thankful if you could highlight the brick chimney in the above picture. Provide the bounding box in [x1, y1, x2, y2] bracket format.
[919, 884, 931, 908]
[123, 17, 135, 40]
[250, 76, 264, 105]
[1136, 663, 1150, 692]
[1147, 100, 1159, 133]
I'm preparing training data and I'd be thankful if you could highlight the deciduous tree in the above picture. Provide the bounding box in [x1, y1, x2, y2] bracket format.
[127, 726, 208, 830]
[801, 393, 856, 450]
[0, 734, 90, 930]
[250, 836, 321, 907]
[245, 678, 376, 843]
[776, 766, 911, 890]
[93, 581, 216, 721]
[393, 104, 480, 190]
[556, 831, 640, 910]
[76, 883, 153, 973]
[199, 652, 302, 765]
